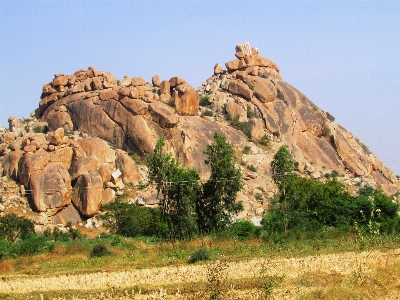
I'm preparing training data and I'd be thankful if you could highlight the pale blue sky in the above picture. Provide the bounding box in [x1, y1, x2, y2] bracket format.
[1, 0, 399, 174]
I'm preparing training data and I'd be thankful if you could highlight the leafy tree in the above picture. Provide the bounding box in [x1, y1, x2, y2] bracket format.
[0, 213, 35, 242]
[100, 202, 167, 238]
[147, 137, 200, 241]
[270, 145, 295, 232]
[197, 133, 243, 234]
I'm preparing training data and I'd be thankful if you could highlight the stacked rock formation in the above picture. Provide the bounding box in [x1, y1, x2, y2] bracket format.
[0, 43, 399, 227]
[198, 42, 398, 194]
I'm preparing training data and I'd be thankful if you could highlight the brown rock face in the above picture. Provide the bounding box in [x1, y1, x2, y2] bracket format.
[152, 75, 160, 87]
[69, 157, 99, 181]
[226, 102, 247, 121]
[228, 81, 253, 100]
[247, 76, 276, 103]
[115, 149, 141, 185]
[159, 80, 171, 95]
[1, 150, 24, 177]
[247, 118, 265, 140]
[30, 162, 72, 215]
[244, 55, 280, 72]
[173, 84, 199, 116]
[148, 101, 178, 128]
[48, 128, 66, 146]
[72, 170, 103, 217]
[214, 63, 223, 75]
[18, 150, 50, 187]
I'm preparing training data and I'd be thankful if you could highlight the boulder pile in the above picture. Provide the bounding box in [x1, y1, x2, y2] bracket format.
[0, 43, 398, 227]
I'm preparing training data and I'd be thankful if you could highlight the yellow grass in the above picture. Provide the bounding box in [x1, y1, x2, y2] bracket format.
[1, 248, 400, 299]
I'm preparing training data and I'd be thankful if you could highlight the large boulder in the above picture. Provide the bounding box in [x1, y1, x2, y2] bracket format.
[228, 81, 253, 100]
[1, 150, 24, 177]
[69, 157, 99, 181]
[30, 162, 72, 215]
[76, 138, 115, 165]
[244, 55, 280, 72]
[173, 83, 199, 116]
[18, 150, 50, 187]
[72, 170, 103, 217]
[246, 76, 276, 103]
[148, 101, 178, 128]
[115, 149, 141, 185]
[226, 101, 247, 122]
[8, 117, 25, 137]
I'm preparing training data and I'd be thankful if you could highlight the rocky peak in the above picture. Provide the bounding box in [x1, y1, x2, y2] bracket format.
[0, 43, 399, 229]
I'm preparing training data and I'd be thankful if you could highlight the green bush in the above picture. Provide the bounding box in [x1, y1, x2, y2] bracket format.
[32, 126, 48, 134]
[0, 214, 35, 242]
[100, 202, 168, 239]
[247, 105, 254, 118]
[200, 96, 211, 106]
[242, 146, 251, 155]
[90, 243, 112, 257]
[202, 110, 213, 117]
[257, 135, 270, 147]
[276, 88, 284, 100]
[128, 150, 144, 165]
[231, 220, 256, 240]
[248, 165, 257, 172]
[17, 235, 49, 255]
[230, 116, 251, 138]
[188, 248, 211, 264]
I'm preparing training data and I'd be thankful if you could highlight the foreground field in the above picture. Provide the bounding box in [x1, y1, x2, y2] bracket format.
[1, 247, 400, 299]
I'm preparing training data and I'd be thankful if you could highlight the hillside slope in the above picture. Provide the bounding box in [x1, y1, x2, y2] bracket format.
[0, 44, 398, 226]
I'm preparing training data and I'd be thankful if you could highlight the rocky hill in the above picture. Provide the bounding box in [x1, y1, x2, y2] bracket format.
[0, 43, 398, 229]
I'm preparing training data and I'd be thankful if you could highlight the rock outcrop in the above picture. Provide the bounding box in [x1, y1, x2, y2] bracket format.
[0, 43, 398, 227]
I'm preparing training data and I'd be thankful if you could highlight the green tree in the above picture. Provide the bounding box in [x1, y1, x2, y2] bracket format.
[100, 202, 166, 238]
[0, 213, 35, 242]
[270, 145, 295, 233]
[197, 133, 243, 234]
[147, 137, 200, 241]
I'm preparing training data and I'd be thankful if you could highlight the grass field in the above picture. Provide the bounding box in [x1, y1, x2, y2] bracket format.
[1, 234, 400, 299]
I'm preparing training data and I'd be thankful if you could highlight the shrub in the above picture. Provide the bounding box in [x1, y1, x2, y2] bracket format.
[17, 235, 48, 255]
[242, 146, 251, 155]
[32, 126, 48, 134]
[200, 96, 211, 106]
[322, 123, 331, 137]
[230, 116, 251, 138]
[90, 243, 112, 257]
[276, 88, 284, 100]
[231, 220, 256, 240]
[326, 112, 335, 122]
[188, 248, 211, 264]
[202, 110, 213, 117]
[0, 214, 35, 242]
[163, 100, 175, 108]
[247, 105, 254, 118]
[100, 202, 168, 239]
[128, 150, 144, 165]
[257, 135, 270, 147]
[247, 83, 254, 91]
[248, 165, 257, 172]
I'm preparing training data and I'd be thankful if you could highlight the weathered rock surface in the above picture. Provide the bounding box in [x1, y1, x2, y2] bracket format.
[0, 44, 398, 226]
[29, 162, 72, 215]
[72, 170, 103, 217]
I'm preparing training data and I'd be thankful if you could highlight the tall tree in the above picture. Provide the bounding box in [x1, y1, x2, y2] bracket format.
[197, 133, 243, 234]
[270, 145, 295, 233]
[146, 137, 199, 241]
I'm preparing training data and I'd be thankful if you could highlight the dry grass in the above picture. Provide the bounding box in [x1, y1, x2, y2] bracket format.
[1, 248, 399, 299]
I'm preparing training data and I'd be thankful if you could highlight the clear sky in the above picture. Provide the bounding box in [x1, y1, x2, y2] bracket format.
[0, 0, 399, 174]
